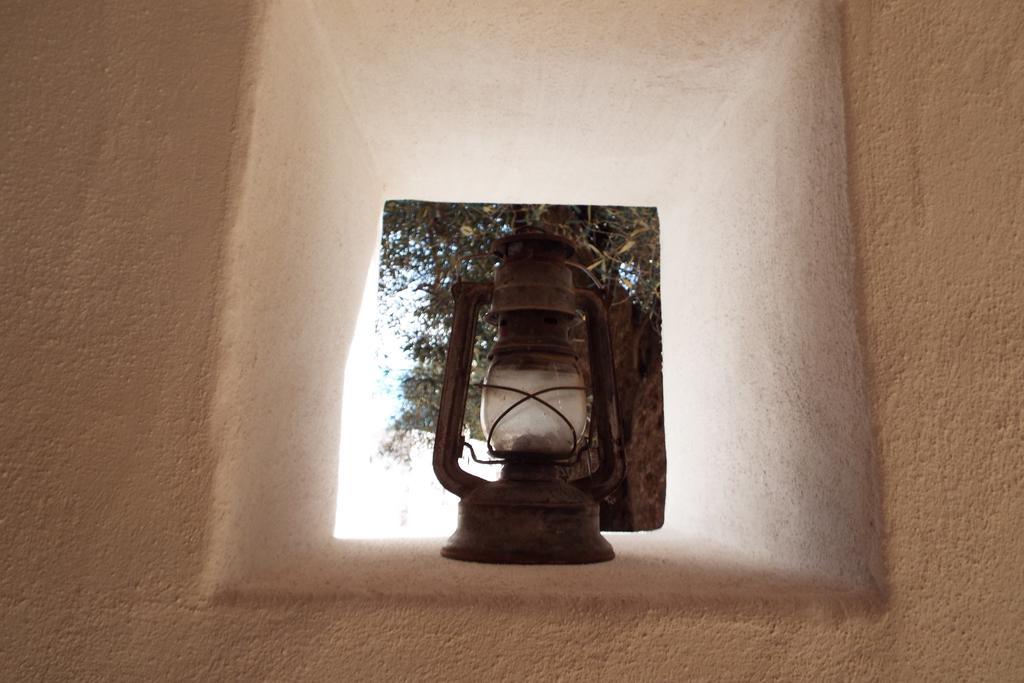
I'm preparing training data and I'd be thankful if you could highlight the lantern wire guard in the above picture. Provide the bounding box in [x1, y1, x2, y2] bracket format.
[471, 382, 587, 463]
[432, 229, 625, 564]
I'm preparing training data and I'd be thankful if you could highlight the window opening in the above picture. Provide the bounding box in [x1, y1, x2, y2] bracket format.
[335, 202, 665, 538]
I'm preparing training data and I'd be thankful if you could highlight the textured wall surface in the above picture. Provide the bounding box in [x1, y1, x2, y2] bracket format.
[205, 0, 383, 590]
[1, 0, 1022, 681]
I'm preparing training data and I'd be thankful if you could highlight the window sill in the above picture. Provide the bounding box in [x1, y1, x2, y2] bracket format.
[210, 533, 881, 608]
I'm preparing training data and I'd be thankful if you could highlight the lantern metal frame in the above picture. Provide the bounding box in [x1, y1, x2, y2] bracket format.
[432, 230, 625, 564]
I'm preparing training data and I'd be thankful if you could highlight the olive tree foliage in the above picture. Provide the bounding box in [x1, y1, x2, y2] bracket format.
[376, 201, 660, 463]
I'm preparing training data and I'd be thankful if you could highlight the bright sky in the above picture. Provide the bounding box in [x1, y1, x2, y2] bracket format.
[334, 247, 494, 539]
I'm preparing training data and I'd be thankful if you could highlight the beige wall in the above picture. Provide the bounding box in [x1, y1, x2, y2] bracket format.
[1, 1, 1022, 680]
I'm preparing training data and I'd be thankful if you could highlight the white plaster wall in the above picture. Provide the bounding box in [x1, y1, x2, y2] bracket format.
[2, 0, 1023, 679]
[205, 0, 383, 589]
[312, 0, 795, 206]
[212, 0, 877, 596]
[661, 6, 880, 583]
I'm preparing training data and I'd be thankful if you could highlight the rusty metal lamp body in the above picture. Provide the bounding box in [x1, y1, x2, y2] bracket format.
[432, 230, 624, 564]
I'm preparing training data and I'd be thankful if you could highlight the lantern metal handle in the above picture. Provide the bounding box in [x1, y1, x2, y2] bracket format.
[432, 280, 493, 497]
[571, 288, 626, 500]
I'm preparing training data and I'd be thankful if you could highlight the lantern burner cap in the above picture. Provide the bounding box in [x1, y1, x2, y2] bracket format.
[489, 232, 578, 317]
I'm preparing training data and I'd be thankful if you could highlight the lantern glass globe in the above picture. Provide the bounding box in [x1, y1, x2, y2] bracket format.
[480, 355, 587, 456]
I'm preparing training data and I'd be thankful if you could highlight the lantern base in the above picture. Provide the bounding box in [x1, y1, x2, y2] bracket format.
[441, 473, 614, 565]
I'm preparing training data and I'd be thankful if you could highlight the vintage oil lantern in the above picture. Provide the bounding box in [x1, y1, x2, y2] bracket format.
[432, 228, 624, 564]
